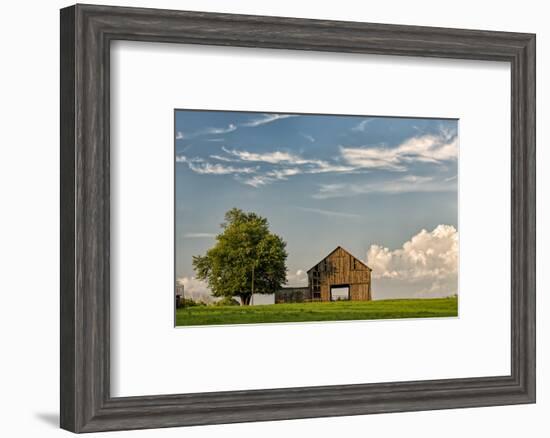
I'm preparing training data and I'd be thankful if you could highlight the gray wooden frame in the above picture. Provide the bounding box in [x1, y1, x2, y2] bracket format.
[60, 3, 536, 433]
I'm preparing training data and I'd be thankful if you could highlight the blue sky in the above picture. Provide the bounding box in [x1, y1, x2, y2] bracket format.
[175, 110, 458, 299]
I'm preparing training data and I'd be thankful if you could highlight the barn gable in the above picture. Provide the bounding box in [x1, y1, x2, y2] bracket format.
[306, 246, 371, 273]
[306, 246, 372, 302]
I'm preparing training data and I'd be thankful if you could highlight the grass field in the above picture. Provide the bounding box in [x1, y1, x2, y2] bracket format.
[175, 296, 458, 326]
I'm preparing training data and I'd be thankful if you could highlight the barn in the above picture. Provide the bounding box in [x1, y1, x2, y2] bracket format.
[276, 246, 372, 303]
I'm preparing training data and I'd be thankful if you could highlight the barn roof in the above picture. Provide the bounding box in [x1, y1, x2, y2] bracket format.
[306, 246, 372, 273]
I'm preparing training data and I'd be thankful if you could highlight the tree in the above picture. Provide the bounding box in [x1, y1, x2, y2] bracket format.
[192, 208, 287, 305]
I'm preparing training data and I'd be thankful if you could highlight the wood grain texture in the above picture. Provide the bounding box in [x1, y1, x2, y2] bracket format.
[60, 4, 536, 433]
[307, 247, 372, 301]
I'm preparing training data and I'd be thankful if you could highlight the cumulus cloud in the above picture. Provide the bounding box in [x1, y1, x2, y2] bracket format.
[176, 277, 216, 303]
[366, 225, 458, 299]
[286, 269, 308, 286]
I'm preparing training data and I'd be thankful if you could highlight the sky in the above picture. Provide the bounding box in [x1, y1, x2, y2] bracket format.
[175, 110, 458, 300]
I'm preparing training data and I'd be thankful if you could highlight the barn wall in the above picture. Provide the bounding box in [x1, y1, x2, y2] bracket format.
[321, 284, 330, 301]
[309, 247, 371, 302]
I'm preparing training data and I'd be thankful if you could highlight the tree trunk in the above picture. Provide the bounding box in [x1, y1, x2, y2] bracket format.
[240, 294, 251, 306]
[250, 265, 255, 306]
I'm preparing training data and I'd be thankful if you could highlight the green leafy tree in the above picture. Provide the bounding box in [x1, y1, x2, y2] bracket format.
[193, 208, 287, 305]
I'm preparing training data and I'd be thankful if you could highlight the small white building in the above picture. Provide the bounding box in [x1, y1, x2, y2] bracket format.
[175, 283, 184, 307]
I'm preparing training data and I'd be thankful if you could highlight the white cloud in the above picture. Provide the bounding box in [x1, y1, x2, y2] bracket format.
[203, 123, 237, 135]
[210, 154, 238, 162]
[366, 224, 458, 299]
[300, 133, 315, 142]
[306, 161, 355, 174]
[175, 155, 204, 163]
[297, 206, 360, 219]
[222, 147, 312, 165]
[313, 175, 455, 199]
[240, 113, 297, 127]
[180, 114, 296, 141]
[177, 155, 256, 175]
[188, 162, 256, 175]
[220, 148, 354, 177]
[183, 233, 216, 239]
[352, 118, 375, 132]
[266, 168, 302, 180]
[234, 161, 355, 187]
[239, 175, 275, 187]
[340, 145, 407, 171]
[239, 167, 305, 186]
[176, 277, 216, 303]
[179, 128, 457, 188]
[340, 132, 458, 171]
[286, 269, 308, 286]
[238, 168, 302, 186]
[181, 124, 237, 140]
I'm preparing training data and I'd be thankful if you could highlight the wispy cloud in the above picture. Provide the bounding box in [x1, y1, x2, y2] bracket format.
[340, 132, 458, 171]
[188, 162, 256, 175]
[178, 129, 457, 189]
[306, 161, 355, 174]
[177, 114, 297, 141]
[220, 147, 353, 174]
[339, 145, 407, 171]
[176, 155, 203, 163]
[300, 133, 315, 143]
[313, 175, 456, 199]
[238, 175, 274, 188]
[210, 154, 238, 162]
[240, 114, 297, 127]
[352, 118, 375, 132]
[297, 206, 360, 219]
[183, 232, 216, 239]
[238, 167, 305, 187]
[221, 147, 312, 165]
[217, 148, 356, 184]
[176, 124, 236, 141]
[203, 123, 237, 135]
[176, 155, 256, 175]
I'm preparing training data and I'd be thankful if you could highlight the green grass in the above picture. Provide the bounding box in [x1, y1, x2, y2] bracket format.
[175, 296, 458, 326]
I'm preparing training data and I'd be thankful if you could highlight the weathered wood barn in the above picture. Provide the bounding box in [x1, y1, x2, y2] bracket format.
[276, 246, 372, 303]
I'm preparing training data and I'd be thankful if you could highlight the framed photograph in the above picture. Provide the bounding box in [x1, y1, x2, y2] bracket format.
[60, 4, 535, 433]
[174, 110, 459, 326]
